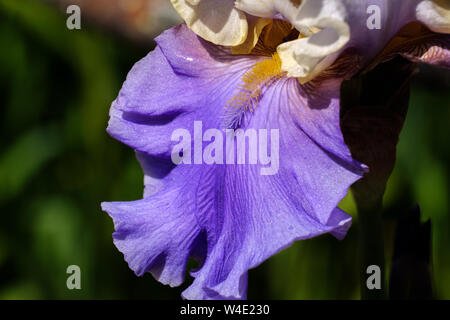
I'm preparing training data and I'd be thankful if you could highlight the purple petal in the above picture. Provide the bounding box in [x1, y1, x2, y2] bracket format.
[343, 0, 450, 68]
[102, 24, 365, 299]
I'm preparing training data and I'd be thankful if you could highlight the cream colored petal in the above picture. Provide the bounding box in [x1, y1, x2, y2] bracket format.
[231, 17, 272, 54]
[416, 0, 450, 34]
[170, 0, 248, 46]
[235, 0, 278, 18]
[275, 0, 350, 81]
[272, 0, 304, 28]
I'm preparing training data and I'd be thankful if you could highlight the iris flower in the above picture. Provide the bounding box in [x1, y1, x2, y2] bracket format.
[102, 0, 449, 299]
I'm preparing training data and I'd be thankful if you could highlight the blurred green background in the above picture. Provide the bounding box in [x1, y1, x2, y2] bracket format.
[0, 0, 449, 299]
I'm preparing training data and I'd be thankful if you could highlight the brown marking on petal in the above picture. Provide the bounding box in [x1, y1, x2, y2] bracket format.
[231, 17, 272, 55]
[302, 47, 363, 95]
[230, 17, 296, 57]
[404, 43, 450, 67]
[249, 19, 297, 57]
[365, 22, 450, 72]
[289, 0, 302, 8]
[264, 20, 297, 48]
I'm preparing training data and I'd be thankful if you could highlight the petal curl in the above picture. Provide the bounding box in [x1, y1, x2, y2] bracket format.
[274, 0, 351, 81]
[231, 16, 272, 55]
[342, 0, 450, 67]
[101, 194, 202, 287]
[103, 24, 365, 299]
[235, 0, 278, 18]
[416, 0, 450, 34]
[405, 38, 450, 67]
[364, 22, 450, 71]
[170, 0, 248, 46]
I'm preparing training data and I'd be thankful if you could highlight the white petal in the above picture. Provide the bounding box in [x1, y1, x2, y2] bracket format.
[235, 0, 278, 18]
[170, 0, 248, 46]
[272, 0, 304, 28]
[274, 0, 350, 81]
[416, 0, 450, 34]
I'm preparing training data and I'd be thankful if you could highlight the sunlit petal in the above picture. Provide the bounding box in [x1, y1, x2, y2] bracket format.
[274, 0, 350, 81]
[417, 0, 450, 34]
[235, 0, 278, 18]
[102, 24, 365, 299]
[170, 0, 248, 45]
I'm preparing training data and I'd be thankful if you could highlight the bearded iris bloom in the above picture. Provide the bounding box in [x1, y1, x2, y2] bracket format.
[102, 0, 450, 299]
